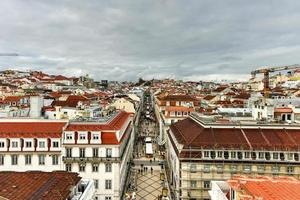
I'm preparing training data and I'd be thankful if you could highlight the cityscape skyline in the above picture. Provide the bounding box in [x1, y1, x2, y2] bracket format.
[1, 1, 300, 81]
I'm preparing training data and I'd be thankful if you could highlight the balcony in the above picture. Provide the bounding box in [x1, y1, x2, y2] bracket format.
[62, 156, 120, 163]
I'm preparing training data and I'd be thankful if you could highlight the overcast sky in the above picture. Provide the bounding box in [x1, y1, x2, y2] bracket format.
[1, 1, 300, 81]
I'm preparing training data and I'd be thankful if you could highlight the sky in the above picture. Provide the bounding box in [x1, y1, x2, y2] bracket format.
[1, 0, 300, 82]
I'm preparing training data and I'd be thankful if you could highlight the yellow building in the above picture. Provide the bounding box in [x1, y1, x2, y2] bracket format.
[166, 113, 300, 200]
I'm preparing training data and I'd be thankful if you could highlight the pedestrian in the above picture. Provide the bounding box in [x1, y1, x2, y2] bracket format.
[146, 167, 148, 172]
[154, 157, 156, 162]
[151, 167, 153, 174]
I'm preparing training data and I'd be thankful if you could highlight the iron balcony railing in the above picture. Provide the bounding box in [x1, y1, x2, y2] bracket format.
[62, 156, 120, 163]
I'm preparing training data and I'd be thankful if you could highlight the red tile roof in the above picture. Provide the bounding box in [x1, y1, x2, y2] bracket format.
[274, 107, 293, 113]
[54, 75, 69, 81]
[228, 175, 300, 200]
[65, 111, 132, 131]
[0, 171, 80, 200]
[169, 117, 300, 156]
[0, 122, 66, 138]
[157, 94, 198, 102]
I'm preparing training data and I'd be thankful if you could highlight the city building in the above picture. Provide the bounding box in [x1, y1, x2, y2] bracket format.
[62, 111, 134, 200]
[154, 94, 199, 144]
[0, 111, 134, 200]
[166, 112, 300, 200]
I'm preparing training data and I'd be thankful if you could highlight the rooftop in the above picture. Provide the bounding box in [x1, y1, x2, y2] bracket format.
[0, 171, 81, 200]
[169, 113, 300, 153]
[228, 175, 300, 200]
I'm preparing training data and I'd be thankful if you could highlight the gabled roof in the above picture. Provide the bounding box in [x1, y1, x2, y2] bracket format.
[54, 75, 69, 81]
[203, 95, 216, 101]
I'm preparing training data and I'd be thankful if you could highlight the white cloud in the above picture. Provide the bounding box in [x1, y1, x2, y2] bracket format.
[0, 0, 300, 81]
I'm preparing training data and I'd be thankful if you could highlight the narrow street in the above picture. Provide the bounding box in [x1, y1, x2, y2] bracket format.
[125, 92, 169, 200]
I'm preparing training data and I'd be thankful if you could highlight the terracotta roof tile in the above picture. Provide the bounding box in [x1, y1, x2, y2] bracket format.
[0, 171, 81, 200]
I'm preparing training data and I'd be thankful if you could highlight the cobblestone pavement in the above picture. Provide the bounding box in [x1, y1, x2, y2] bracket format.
[136, 168, 163, 200]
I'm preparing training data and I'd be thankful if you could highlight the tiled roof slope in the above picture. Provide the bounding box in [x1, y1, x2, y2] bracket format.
[0, 171, 80, 200]
[228, 175, 300, 200]
[0, 122, 66, 138]
[170, 118, 300, 153]
[65, 111, 131, 131]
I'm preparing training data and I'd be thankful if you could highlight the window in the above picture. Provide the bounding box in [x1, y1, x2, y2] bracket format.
[93, 133, 99, 140]
[66, 148, 72, 157]
[79, 133, 86, 140]
[273, 153, 279, 159]
[93, 148, 99, 157]
[203, 164, 210, 173]
[52, 155, 59, 165]
[231, 152, 236, 159]
[79, 164, 85, 172]
[231, 165, 237, 173]
[243, 165, 251, 173]
[257, 165, 265, 174]
[105, 180, 112, 190]
[203, 181, 210, 189]
[106, 148, 112, 158]
[190, 180, 197, 188]
[272, 166, 280, 175]
[216, 165, 223, 174]
[287, 166, 294, 174]
[288, 153, 293, 160]
[11, 155, 18, 165]
[259, 152, 264, 159]
[0, 142, 4, 148]
[217, 151, 223, 158]
[105, 197, 112, 200]
[0, 155, 4, 165]
[92, 164, 99, 172]
[190, 164, 197, 173]
[66, 133, 73, 140]
[25, 155, 32, 165]
[66, 164, 72, 172]
[12, 141, 18, 148]
[244, 152, 250, 159]
[94, 179, 99, 189]
[204, 151, 209, 158]
[52, 141, 59, 148]
[39, 141, 45, 148]
[79, 148, 85, 158]
[105, 163, 112, 172]
[39, 154, 45, 165]
[25, 141, 32, 148]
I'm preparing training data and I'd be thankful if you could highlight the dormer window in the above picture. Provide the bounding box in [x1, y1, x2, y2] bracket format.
[93, 133, 99, 140]
[25, 141, 32, 148]
[66, 133, 73, 140]
[79, 133, 86, 140]
[38, 141, 45, 148]
[231, 152, 236, 159]
[12, 141, 18, 148]
[52, 141, 59, 148]
[244, 152, 250, 159]
[0, 142, 4, 148]
[217, 151, 223, 158]
[204, 151, 209, 158]
[259, 152, 264, 159]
